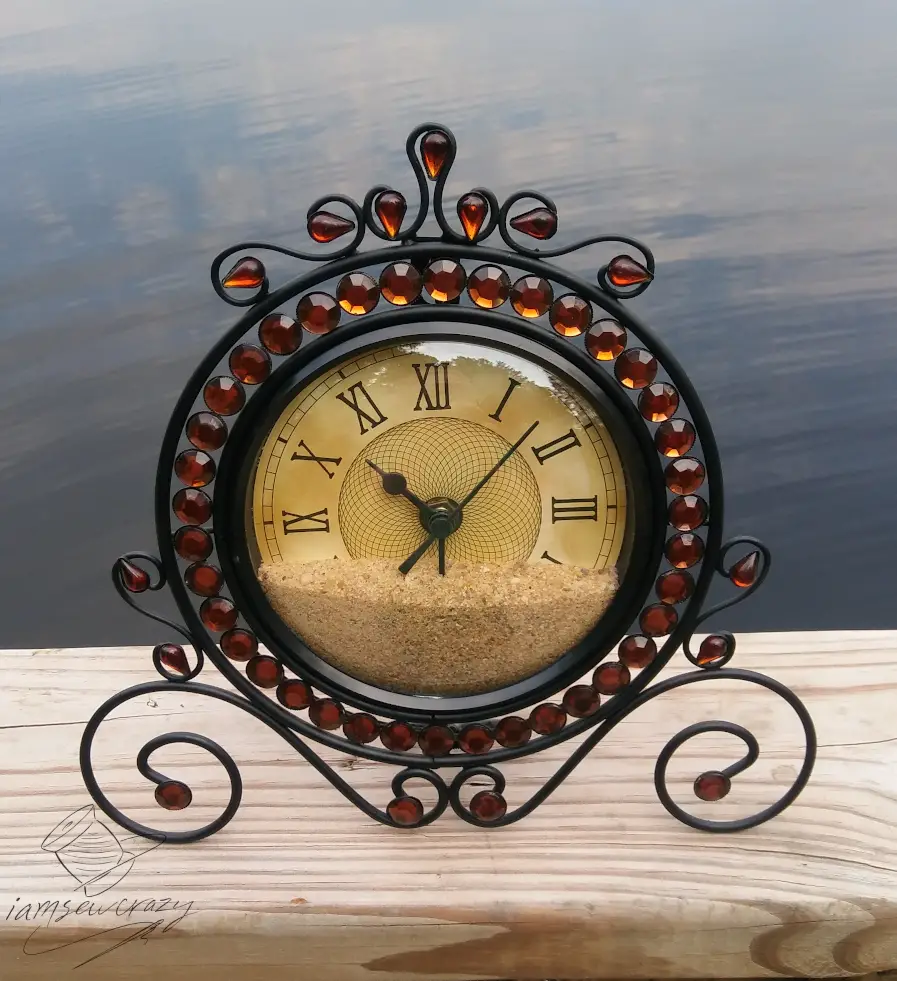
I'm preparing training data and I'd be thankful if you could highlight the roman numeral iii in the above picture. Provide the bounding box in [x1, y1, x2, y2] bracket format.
[551, 497, 598, 522]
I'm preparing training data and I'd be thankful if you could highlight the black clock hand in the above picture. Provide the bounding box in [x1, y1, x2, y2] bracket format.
[397, 420, 540, 576]
[438, 538, 446, 576]
[366, 460, 436, 520]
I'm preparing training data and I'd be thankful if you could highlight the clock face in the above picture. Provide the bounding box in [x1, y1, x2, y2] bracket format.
[243, 336, 636, 696]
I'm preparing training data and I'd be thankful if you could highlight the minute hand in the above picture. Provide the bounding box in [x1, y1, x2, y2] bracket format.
[456, 420, 540, 509]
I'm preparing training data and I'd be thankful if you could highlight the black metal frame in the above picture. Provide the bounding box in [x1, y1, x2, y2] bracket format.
[80, 123, 816, 841]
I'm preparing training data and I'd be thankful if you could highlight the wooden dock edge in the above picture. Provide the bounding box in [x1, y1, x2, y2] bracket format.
[2, 631, 896, 980]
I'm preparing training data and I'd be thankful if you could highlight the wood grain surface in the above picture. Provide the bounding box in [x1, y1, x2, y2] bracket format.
[1, 632, 895, 980]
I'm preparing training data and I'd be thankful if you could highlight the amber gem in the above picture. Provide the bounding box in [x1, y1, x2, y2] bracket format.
[277, 679, 313, 710]
[655, 418, 696, 458]
[550, 295, 591, 337]
[694, 771, 731, 802]
[259, 314, 302, 355]
[668, 495, 707, 532]
[586, 320, 627, 361]
[510, 206, 557, 240]
[155, 780, 192, 810]
[229, 344, 270, 385]
[156, 643, 190, 677]
[640, 603, 678, 637]
[172, 488, 211, 525]
[184, 563, 222, 597]
[530, 703, 567, 735]
[730, 551, 761, 588]
[666, 457, 705, 495]
[614, 349, 657, 389]
[470, 791, 507, 823]
[494, 716, 532, 748]
[656, 570, 694, 605]
[424, 259, 465, 302]
[511, 276, 553, 318]
[606, 255, 652, 287]
[337, 273, 379, 315]
[562, 685, 601, 718]
[457, 192, 488, 240]
[343, 713, 380, 745]
[309, 699, 343, 730]
[666, 533, 705, 569]
[246, 655, 283, 689]
[639, 383, 679, 423]
[698, 635, 731, 665]
[468, 265, 510, 308]
[174, 526, 213, 562]
[380, 262, 422, 305]
[458, 725, 494, 755]
[222, 257, 265, 289]
[200, 597, 237, 633]
[186, 412, 227, 452]
[204, 376, 245, 416]
[221, 628, 258, 662]
[175, 450, 215, 488]
[592, 661, 631, 695]
[307, 209, 355, 243]
[618, 634, 657, 669]
[297, 292, 340, 334]
[420, 130, 451, 179]
[419, 725, 455, 755]
[375, 190, 406, 239]
[120, 558, 149, 593]
[380, 721, 417, 752]
[388, 795, 423, 827]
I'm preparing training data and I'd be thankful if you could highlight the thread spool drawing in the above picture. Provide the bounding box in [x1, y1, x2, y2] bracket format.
[41, 804, 154, 896]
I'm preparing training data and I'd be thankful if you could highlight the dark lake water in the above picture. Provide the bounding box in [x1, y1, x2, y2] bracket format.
[2, 0, 896, 647]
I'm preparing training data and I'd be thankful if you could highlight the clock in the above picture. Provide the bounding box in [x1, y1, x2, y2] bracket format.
[82, 123, 815, 840]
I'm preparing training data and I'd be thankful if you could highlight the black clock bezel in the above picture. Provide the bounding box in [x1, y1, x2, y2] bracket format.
[215, 308, 664, 723]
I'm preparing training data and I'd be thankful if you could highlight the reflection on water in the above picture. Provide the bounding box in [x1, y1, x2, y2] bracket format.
[1, 0, 896, 644]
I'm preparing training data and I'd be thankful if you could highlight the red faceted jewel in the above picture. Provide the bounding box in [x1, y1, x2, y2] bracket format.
[380, 721, 417, 752]
[640, 603, 678, 637]
[204, 376, 245, 416]
[120, 558, 149, 593]
[606, 255, 652, 287]
[459, 725, 494, 755]
[730, 550, 761, 588]
[668, 495, 707, 532]
[375, 190, 406, 239]
[510, 206, 557, 240]
[155, 780, 192, 810]
[259, 314, 302, 355]
[309, 699, 343, 730]
[200, 597, 237, 633]
[470, 791, 507, 824]
[420, 130, 450, 179]
[562, 685, 601, 718]
[221, 628, 258, 662]
[344, 713, 379, 745]
[618, 634, 657, 669]
[593, 661, 631, 695]
[173, 488, 211, 525]
[175, 450, 215, 488]
[694, 770, 731, 802]
[277, 679, 313, 710]
[307, 210, 355, 243]
[184, 563, 222, 597]
[494, 716, 532, 748]
[457, 192, 488, 240]
[388, 796, 424, 827]
[222, 257, 265, 289]
[155, 643, 190, 676]
[174, 526, 213, 562]
[419, 725, 455, 755]
[229, 344, 270, 385]
[530, 703, 566, 735]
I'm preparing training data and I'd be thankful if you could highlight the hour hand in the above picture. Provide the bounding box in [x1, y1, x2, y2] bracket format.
[366, 460, 435, 518]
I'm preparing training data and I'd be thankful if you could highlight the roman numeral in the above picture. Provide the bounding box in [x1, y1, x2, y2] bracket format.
[282, 508, 330, 534]
[412, 362, 451, 411]
[531, 428, 581, 465]
[290, 440, 342, 479]
[335, 382, 388, 435]
[541, 550, 562, 564]
[551, 497, 598, 523]
[488, 377, 521, 422]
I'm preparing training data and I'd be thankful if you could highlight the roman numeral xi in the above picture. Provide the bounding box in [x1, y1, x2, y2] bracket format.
[335, 381, 388, 435]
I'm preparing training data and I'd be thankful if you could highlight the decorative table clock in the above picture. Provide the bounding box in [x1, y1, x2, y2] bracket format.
[81, 123, 816, 842]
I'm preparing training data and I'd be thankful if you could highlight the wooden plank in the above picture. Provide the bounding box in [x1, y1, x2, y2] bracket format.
[1, 632, 896, 980]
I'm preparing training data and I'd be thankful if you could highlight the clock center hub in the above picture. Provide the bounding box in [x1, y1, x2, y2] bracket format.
[423, 497, 463, 538]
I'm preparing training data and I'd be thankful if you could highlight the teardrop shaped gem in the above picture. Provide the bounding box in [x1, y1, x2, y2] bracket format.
[156, 643, 190, 676]
[510, 206, 557, 240]
[120, 559, 149, 593]
[606, 255, 652, 287]
[222, 257, 265, 289]
[307, 210, 355, 243]
[420, 130, 450, 179]
[458, 192, 488, 240]
[730, 550, 761, 588]
[375, 191, 406, 239]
